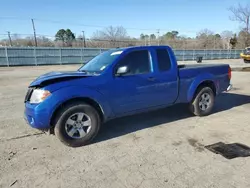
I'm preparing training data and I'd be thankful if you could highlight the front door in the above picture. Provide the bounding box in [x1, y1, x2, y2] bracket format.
[109, 49, 159, 115]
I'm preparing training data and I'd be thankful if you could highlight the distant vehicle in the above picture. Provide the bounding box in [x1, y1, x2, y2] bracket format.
[24, 45, 232, 147]
[240, 47, 250, 63]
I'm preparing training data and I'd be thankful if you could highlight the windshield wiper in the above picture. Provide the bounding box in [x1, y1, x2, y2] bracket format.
[78, 70, 89, 73]
[78, 70, 100, 75]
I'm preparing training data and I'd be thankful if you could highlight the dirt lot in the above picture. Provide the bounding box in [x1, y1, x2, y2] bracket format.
[1, 59, 250, 188]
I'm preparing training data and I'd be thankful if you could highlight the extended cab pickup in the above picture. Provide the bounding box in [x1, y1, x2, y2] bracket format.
[24, 46, 232, 147]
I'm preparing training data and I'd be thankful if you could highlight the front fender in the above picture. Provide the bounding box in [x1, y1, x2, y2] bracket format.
[187, 73, 216, 102]
[36, 86, 114, 121]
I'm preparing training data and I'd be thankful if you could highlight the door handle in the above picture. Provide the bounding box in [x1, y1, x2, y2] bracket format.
[147, 77, 156, 81]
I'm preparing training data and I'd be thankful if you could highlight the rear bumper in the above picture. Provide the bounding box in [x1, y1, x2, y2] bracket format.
[24, 102, 51, 130]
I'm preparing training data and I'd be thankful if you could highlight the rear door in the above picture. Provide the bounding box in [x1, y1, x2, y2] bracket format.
[151, 47, 179, 105]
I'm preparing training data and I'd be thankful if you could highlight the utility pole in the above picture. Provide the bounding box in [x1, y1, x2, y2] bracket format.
[246, 16, 249, 47]
[31, 19, 38, 47]
[157, 29, 160, 46]
[7, 31, 13, 46]
[82, 31, 86, 47]
[247, 16, 249, 33]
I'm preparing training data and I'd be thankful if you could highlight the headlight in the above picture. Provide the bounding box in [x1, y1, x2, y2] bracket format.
[30, 89, 51, 104]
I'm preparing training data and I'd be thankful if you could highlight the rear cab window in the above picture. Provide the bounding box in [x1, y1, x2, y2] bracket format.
[155, 49, 172, 71]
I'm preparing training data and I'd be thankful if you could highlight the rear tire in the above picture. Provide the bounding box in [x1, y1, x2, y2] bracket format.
[54, 102, 101, 147]
[244, 59, 250, 63]
[189, 87, 215, 116]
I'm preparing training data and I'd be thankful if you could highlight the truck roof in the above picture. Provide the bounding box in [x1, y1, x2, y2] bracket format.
[112, 45, 171, 51]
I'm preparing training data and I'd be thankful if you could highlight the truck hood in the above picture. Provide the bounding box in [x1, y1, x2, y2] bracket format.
[30, 71, 92, 87]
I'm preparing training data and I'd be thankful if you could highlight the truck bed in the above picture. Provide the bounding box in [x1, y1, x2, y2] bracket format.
[178, 64, 228, 69]
[176, 63, 230, 103]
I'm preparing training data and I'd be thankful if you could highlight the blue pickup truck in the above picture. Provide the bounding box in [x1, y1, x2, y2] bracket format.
[24, 46, 232, 147]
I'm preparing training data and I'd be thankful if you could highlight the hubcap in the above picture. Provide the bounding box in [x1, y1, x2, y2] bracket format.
[199, 93, 211, 111]
[65, 113, 91, 139]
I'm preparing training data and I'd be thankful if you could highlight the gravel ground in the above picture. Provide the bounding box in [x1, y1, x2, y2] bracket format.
[0, 59, 250, 188]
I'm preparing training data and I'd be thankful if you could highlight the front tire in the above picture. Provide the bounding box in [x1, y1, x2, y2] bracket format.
[189, 87, 215, 116]
[54, 103, 101, 147]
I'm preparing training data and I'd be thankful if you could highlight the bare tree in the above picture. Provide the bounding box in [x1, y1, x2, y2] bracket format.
[221, 30, 233, 49]
[236, 30, 250, 48]
[196, 29, 215, 49]
[229, 3, 250, 33]
[92, 26, 128, 48]
[197, 29, 214, 37]
[101, 26, 127, 40]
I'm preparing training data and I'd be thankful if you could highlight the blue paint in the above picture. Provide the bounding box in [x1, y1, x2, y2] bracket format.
[24, 46, 231, 130]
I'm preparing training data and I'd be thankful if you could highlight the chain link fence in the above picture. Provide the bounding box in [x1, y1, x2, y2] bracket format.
[0, 47, 244, 67]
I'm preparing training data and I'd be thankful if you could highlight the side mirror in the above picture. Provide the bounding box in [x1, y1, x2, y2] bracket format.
[116, 66, 129, 76]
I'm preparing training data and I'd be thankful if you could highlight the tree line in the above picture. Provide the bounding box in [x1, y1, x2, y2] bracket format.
[0, 3, 249, 49]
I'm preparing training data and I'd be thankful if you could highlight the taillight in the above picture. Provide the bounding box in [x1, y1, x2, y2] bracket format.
[228, 66, 232, 80]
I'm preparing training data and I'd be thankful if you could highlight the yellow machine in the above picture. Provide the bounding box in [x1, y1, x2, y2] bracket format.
[240, 47, 250, 63]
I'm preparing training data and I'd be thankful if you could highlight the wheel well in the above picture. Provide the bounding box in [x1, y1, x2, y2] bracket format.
[50, 97, 104, 133]
[193, 80, 216, 100]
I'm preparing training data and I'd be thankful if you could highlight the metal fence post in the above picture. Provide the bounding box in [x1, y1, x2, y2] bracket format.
[193, 49, 195, 61]
[5, 46, 9, 67]
[59, 48, 62, 65]
[34, 47, 37, 66]
[81, 48, 83, 62]
[234, 49, 236, 59]
[204, 49, 206, 60]
[100, 48, 102, 54]
[82, 48, 85, 64]
[219, 49, 221, 59]
[182, 49, 185, 61]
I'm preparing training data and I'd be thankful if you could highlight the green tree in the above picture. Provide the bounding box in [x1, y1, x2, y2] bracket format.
[140, 33, 145, 40]
[164, 31, 179, 39]
[214, 34, 221, 39]
[55, 29, 76, 46]
[55, 29, 65, 41]
[150, 34, 156, 40]
[171, 31, 179, 38]
[230, 34, 237, 49]
[164, 32, 173, 39]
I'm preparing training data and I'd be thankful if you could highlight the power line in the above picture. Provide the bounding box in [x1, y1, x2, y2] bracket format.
[0, 16, 156, 31]
[0, 16, 31, 21]
[33, 18, 161, 31]
[0, 16, 199, 33]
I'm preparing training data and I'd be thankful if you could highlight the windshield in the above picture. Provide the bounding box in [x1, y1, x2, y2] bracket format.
[79, 49, 123, 73]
